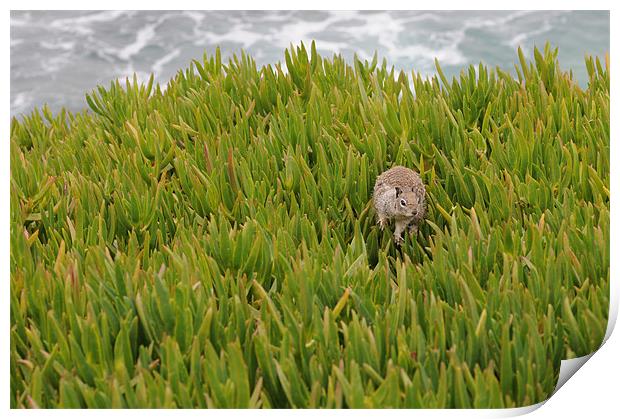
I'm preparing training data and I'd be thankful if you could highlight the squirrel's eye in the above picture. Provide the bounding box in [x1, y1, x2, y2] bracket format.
[400, 199, 407, 207]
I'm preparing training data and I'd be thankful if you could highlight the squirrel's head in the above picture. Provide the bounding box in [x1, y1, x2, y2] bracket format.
[394, 186, 424, 218]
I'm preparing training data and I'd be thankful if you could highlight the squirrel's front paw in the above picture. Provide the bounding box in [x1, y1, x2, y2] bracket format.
[378, 218, 387, 231]
[393, 234, 404, 246]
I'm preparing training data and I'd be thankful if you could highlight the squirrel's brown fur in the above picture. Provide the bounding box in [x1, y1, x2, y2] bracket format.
[373, 166, 426, 245]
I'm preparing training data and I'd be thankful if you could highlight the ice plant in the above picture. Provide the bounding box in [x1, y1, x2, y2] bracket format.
[10, 43, 609, 408]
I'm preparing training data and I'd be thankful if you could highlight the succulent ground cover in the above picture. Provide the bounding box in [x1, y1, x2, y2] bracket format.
[10, 43, 609, 408]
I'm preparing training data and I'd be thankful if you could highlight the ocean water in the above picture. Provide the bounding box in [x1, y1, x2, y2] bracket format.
[10, 10, 609, 118]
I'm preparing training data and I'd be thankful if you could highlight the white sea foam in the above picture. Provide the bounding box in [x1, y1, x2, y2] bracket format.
[12, 92, 29, 108]
[152, 49, 181, 75]
[182, 11, 206, 25]
[473, 10, 535, 28]
[117, 23, 157, 61]
[40, 41, 76, 51]
[508, 18, 554, 50]
[49, 11, 129, 35]
[11, 92, 33, 116]
[44, 54, 72, 73]
[10, 12, 33, 28]
[326, 11, 466, 67]
[203, 27, 265, 49]
[113, 63, 152, 88]
[270, 10, 357, 50]
[184, 10, 465, 70]
[10, 18, 29, 28]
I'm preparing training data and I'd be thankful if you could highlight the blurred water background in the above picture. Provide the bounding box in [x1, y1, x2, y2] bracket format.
[10, 10, 609, 118]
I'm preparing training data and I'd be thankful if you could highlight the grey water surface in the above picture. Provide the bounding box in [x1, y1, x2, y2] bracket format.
[10, 10, 609, 118]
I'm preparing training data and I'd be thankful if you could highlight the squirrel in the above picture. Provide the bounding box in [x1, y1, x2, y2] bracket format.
[373, 165, 426, 245]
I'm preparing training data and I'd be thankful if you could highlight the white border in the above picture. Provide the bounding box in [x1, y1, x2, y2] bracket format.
[4, 2, 617, 417]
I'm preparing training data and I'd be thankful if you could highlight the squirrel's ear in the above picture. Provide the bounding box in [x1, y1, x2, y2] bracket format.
[395, 187, 402, 197]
